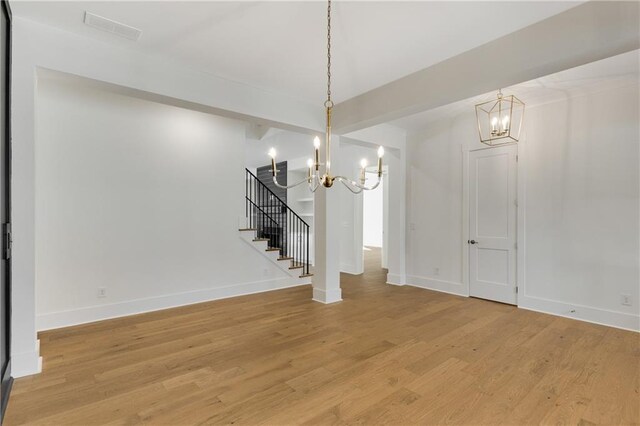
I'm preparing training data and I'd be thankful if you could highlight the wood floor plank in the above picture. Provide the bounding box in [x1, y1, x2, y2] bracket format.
[5, 248, 639, 425]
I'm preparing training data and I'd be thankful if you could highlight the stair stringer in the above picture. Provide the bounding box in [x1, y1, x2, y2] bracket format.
[239, 229, 312, 284]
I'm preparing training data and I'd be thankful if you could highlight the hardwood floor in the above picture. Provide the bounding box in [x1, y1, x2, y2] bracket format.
[6, 248, 639, 425]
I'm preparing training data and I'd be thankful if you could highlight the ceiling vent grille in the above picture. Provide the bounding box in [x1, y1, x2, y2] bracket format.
[83, 12, 142, 41]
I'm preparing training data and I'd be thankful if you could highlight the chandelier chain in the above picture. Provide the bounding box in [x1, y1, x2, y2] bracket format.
[325, 0, 333, 108]
[267, 0, 384, 194]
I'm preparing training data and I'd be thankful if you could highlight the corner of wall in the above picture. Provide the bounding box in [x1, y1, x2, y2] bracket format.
[340, 263, 362, 276]
[386, 273, 406, 286]
[11, 340, 42, 378]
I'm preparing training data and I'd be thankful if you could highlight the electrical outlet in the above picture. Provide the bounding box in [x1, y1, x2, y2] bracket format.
[410, 223, 416, 231]
[621, 294, 632, 306]
[97, 287, 107, 298]
[434, 267, 440, 276]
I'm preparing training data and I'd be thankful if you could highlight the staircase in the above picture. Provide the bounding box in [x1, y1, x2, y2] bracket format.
[240, 169, 312, 280]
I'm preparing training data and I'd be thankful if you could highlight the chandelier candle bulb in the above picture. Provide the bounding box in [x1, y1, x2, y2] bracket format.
[360, 159, 367, 183]
[269, 148, 277, 176]
[264, 0, 387, 194]
[313, 136, 320, 170]
[325, 107, 332, 178]
[307, 158, 314, 179]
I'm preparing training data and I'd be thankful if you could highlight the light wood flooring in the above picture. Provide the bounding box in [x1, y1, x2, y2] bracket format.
[5, 248, 640, 425]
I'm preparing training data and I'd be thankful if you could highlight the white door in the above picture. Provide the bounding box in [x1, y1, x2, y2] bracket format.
[469, 145, 517, 305]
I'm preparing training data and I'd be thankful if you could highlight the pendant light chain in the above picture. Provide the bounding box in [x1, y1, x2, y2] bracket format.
[325, 0, 333, 108]
[267, 0, 386, 194]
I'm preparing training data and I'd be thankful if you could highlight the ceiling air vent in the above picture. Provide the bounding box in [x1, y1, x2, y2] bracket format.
[83, 12, 142, 41]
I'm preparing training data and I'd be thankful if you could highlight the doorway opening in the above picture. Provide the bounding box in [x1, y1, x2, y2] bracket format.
[362, 168, 387, 274]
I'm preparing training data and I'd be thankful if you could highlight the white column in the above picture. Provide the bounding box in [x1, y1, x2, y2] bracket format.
[313, 136, 342, 304]
[386, 147, 407, 285]
[11, 19, 42, 377]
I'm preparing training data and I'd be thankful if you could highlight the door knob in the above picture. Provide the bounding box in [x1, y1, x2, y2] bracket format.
[468, 239, 478, 244]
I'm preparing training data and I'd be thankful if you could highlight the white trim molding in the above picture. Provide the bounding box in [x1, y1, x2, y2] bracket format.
[516, 133, 527, 310]
[386, 273, 406, 286]
[404, 275, 638, 332]
[340, 263, 362, 276]
[312, 287, 342, 304]
[37, 278, 309, 332]
[405, 275, 467, 297]
[461, 148, 470, 296]
[12, 340, 42, 378]
[519, 294, 640, 332]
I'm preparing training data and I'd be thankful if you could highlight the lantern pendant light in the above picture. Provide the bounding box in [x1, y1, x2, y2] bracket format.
[475, 90, 525, 146]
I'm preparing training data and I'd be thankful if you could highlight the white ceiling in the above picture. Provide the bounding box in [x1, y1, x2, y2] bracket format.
[391, 49, 640, 132]
[12, 1, 581, 105]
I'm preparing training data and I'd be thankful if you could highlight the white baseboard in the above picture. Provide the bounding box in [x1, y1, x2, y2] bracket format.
[405, 275, 467, 297]
[519, 294, 640, 332]
[400, 274, 638, 332]
[37, 277, 310, 332]
[12, 341, 43, 378]
[312, 287, 342, 304]
[340, 263, 362, 275]
[386, 273, 406, 286]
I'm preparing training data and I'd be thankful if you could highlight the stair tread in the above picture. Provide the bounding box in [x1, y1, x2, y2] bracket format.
[289, 265, 304, 269]
[265, 248, 281, 252]
[299, 273, 314, 278]
[238, 228, 257, 231]
[278, 256, 294, 261]
[253, 238, 270, 242]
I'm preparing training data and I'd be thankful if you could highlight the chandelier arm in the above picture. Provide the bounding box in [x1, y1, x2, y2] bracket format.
[308, 173, 321, 193]
[272, 175, 312, 190]
[335, 177, 363, 194]
[264, 0, 389, 197]
[362, 176, 382, 191]
[335, 175, 381, 192]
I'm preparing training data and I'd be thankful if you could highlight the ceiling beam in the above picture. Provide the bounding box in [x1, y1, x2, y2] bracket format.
[333, 1, 640, 133]
[17, 17, 325, 135]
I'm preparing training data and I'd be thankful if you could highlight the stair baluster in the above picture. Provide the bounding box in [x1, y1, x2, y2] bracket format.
[245, 169, 311, 276]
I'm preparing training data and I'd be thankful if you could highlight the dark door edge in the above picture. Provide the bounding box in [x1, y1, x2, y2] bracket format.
[1, 360, 12, 423]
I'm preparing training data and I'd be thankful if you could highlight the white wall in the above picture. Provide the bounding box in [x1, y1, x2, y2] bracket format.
[11, 16, 323, 377]
[363, 175, 383, 247]
[246, 129, 316, 170]
[406, 82, 640, 331]
[34, 76, 300, 331]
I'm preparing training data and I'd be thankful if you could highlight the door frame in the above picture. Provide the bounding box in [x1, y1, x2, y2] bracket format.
[0, 0, 12, 420]
[461, 141, 526, 305]
[361, 165, 388, 270]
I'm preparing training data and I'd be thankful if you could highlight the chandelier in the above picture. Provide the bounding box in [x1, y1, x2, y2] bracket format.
[267, 0, 384, 194]
[475, 89, 525, 146]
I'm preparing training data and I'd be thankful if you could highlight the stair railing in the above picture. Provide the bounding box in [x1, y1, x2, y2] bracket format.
[245, 168, 311, 275]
